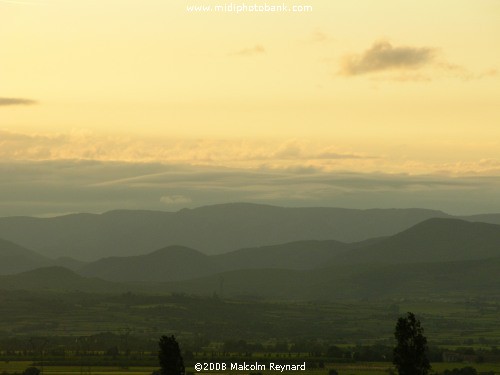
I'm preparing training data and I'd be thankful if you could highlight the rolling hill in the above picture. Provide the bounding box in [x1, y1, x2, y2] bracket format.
[160, 257, 500, 300]
[4, 213, 500, 301]
[78, 218, 500, 283]
[79, 240, 353, 282]
[0, 266, 125, 293]
[213, 239, 351, 270]
[0, 238, 51, 274]
[148, 218, 500, 298]
[5, 216, 500, 299]
[79, 246, 215, 282]
[331, 218, 500, 265]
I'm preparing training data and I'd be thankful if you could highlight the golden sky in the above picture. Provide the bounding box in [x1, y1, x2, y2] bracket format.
[1, 0, 500, 215]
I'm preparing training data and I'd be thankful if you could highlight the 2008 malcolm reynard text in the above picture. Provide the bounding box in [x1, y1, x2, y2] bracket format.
[194, 362, 307, 372]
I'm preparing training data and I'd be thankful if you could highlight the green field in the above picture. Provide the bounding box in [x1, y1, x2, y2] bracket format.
[3, 291, 500, 375]
[2, 291, 500, 345]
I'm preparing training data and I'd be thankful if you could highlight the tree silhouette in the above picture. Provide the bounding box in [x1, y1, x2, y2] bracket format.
[393, 312, 431, 375]
[158, 335, 185, 375]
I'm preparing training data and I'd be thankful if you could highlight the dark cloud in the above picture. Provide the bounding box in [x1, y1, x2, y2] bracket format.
[339, 41, 436, 76]
[231, 45, 266, 56]
[0, 97, 37, 106]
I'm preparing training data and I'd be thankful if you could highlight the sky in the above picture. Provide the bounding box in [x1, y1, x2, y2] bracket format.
[1, 0, 500, 216]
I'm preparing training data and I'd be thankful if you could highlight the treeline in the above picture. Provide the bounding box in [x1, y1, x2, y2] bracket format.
[217, 340, 436, 363]
[3, 334, 500, 366]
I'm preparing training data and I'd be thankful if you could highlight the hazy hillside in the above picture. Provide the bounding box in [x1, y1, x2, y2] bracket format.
[0, 203, 450, 260]
[152, 218, 500, 299]
[213, 240, 350, 270]
[162, 257, 500, 300]
[0, 267, 125, 293]
[332, 218, 500, 265]
[53, 256, 88, 271]
[6, 256, 500, 299]
[460, 213, 500, 226]
[6, 216, 500, 290]
[79, 240, 353, 282]
[6, 216, 500, 298]
[79, 246, 216, 282]
[0, 238, 51, 274]
[78, 218, 500, 283]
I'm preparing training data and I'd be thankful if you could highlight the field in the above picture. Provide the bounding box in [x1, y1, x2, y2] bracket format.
[2, 291, 500, 374]
[2, 291, 500, 345]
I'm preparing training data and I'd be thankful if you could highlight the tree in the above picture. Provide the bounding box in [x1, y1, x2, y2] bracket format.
[393, 312, 431, 375]
[22, 368, 41, 375]
[327, 345, 344, 359]
[158, 335, 185, 375]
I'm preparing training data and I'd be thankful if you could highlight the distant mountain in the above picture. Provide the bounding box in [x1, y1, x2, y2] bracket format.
[460, 213, 500, 226]
[153, 218, 500, 299]
[53, 256, 88, 271]
[6, 256, 500, 299]
[6, 214, 500, 298]
[0, 203, 451, 260]
[332, 218, 500, 265]
[79, 246, 215, 282]
[213, 240, 350, 271]
[13, 216, 500, 291]
[79, 240, 353, 282]
[78, 218, 500, 283]
[0, 238, 51, 274]
[0, 266, 125, 293]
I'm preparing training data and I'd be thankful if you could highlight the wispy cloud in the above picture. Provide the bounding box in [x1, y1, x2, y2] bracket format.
[436, 63, 498, 81]
[339, 41, 436, 76]
[231, 45, 266, 57]
[0, 97, 37, 106]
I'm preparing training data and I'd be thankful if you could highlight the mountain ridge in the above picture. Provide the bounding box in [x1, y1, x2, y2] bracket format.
[0, 238, 52, 274]
[0, 266, 125, 293]
[0, 203, 453, 260]
[331, 217, 500, 266]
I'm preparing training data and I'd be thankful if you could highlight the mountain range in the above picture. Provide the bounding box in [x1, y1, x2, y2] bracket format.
[0, 203, 456, 260]
[78, 240, 354, 282]
[2, 208, 500, 299]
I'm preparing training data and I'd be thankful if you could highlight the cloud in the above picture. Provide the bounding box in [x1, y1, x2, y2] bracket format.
[1, 160, 500, 217]
[231, 45, 266, 56]
[437, 64, 499, 81]
[315, 152, 370, 160]
[0, 97, 37, 106]
[268, 140, 373, 162]
[337, 40, 496, 81]
[339, 41, 436, 76]
[0, 130, 376, 169]
[160, 194, 192, 205]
